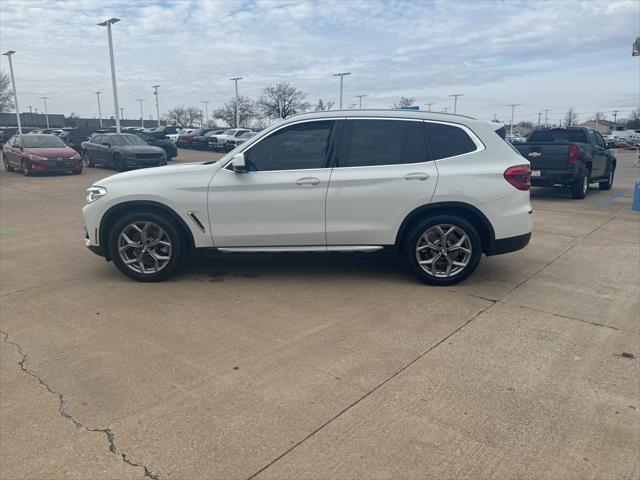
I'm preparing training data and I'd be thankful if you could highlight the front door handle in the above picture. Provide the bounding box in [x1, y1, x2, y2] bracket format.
[296, 177, 320, 186]
[404, 172, 430, 181]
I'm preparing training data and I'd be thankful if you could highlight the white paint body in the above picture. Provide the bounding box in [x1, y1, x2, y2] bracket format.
[83, 110, 532, 253]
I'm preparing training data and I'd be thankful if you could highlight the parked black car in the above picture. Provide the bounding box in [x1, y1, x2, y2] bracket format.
[80, 133, 167, 171]
[144, 125, 181, 140]
[191, 130, 226, 150]
[515, 127, 616, 199]
[133, 131, 178, 160]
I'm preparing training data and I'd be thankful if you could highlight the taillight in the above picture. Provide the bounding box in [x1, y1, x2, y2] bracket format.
[567, 145, 577, 165]
[504, 164, 531, 191]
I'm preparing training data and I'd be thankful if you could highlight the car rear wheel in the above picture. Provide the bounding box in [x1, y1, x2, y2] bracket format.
[403, 215, 482, 286]
[599, 166, 614, 190]
[21, 160, 31, 176]
[570, 168, 589, 199]
[3, 156, 14, 171]
[108, 211, 186, 282]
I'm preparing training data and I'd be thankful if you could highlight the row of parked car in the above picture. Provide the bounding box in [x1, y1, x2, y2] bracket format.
[172, 127, 257, 152]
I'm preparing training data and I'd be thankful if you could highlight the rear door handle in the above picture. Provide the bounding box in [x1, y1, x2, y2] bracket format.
[296, 177, 320, 186]
[404, 172, 430, 181]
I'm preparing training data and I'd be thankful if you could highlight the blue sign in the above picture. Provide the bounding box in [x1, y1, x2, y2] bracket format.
[402, 106, 420, 110]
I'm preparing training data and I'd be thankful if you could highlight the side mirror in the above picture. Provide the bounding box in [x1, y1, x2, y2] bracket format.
[606, 141, 615, 149]
[101, 142, 110, 147]
[231, 152, 246, 173]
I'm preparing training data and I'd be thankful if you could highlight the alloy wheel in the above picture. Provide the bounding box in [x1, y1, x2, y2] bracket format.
[117, 221, 173, 275]
[415, 224, 472, 278]
[583, 175, 588, 194]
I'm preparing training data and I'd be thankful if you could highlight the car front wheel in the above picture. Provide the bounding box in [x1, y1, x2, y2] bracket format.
[3, 156, 14, 171]
[108, 211, 186, 282]
[403, 215, 482, 286]
[599, 166, 614, 190]
[21, 160, 31, 176]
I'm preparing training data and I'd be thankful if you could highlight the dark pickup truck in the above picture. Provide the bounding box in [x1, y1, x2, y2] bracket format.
[515, 127, 616, 199]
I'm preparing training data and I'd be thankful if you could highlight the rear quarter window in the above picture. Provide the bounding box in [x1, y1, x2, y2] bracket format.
[424, 122, 477, 160]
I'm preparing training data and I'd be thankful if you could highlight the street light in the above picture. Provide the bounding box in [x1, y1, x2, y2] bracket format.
[136, 99, 144, 127]
[230, 77, 242, 127]
[203, 100, 210, 127]
[3, 51, 22, 134]
[40, 96, 50, 128]
[119, 107, 125, 121]
[508, 104, 521, 136]
[26, 105, 33, 127]
[543, 109, 551, 127]
[95, 91, 103, 127]
[333, 72, 351, 109]
[97, 17, 121, 133]
[152, 85, 161, 127]
[355, 94, 366, 109]
[425, 103, 434, 111]
[449, 93, 463, 114]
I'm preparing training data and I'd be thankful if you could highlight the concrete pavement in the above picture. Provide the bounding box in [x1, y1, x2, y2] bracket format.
[1, 148, 638, 479]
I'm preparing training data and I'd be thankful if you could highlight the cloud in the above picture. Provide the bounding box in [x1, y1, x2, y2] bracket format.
[0, 0, 638, 123]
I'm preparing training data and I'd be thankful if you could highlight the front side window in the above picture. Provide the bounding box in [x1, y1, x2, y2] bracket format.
[425, 122, 478, 160]
[244, 121, 333, 172]
[343, 119, 429, 167]
[594, 131, 606, 148]
[92, 135, 102, 144]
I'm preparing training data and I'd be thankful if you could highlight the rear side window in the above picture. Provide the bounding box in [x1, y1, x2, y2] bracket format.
[425, 122, 477, 160]
[343, 120, 429, 167]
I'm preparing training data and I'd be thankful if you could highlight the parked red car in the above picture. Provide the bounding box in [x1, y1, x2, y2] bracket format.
[175, 128, 217, 149]
[2, 134, 82, 176]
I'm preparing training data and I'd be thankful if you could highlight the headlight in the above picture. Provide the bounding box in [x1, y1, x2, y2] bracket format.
[71, 153, 81, 160]
[85, 186, 107, 204]
[29, 154, 47, 161]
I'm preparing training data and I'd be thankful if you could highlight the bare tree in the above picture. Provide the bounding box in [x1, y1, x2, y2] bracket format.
[563, 107, 579, 127]
[626, 108, 640, 129]
[214, 96, 256, 128]
[0, 71, 14, 112]
[258, 83, 310, 119]
[392, 97, 416, 109]
[592, 112, 607, 122]
[164, 106, 202, 127]
[314, 99, 335, 112]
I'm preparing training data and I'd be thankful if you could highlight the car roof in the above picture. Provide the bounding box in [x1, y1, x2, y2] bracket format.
[287, 109, 477, 122]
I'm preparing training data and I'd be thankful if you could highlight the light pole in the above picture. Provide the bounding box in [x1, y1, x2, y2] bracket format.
[97, 17, 121, 133]
[136, 99, 144, 127]
[40, 96, 50, 128]
[119, 107, 124, 121]
[543, 109, 551, 127]
[34, 107, 38, 127]
[95, 91, 103, 127]
[449, 93, 463, 114]
[3, 51, 22, 134]
[355, 94, 366, 109]
[442, 107, 449, 113]
[333, 72, 351, 109]
[426, 103, 434, 111]
[203, 100, 210, 127]
[229, 77, 242, 127]
[152, 85, 161, 127]
[537, 112, 542, 128]
[508, 104, 521, 136]
[27, 105, 33, 127]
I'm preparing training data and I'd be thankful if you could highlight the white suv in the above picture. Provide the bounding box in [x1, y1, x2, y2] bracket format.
[83, 110, 532, 285]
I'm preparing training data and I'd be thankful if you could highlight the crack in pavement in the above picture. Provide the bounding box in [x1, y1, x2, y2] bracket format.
[0, 329, 160, 480]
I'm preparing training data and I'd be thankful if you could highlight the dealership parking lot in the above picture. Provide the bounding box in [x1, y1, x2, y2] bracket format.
[1, 147, 638, 479]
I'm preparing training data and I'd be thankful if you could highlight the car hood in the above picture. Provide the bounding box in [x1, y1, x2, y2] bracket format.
[117, 145, 165, 154]
[24, 147, 78, 158]
[95, 161, 223, 187]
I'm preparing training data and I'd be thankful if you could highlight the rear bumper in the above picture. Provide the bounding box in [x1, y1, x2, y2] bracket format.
[530, 168, 580, 186]
[486, 232, 531, 256]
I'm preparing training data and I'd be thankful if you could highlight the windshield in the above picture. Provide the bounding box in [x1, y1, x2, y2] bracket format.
[239, 132, 254, 138]
[528, 129, 588, 144]
[110, 135, 147, 146]
[21, 135, 66, 148]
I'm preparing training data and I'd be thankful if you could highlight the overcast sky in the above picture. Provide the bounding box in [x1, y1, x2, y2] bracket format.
[1, 0, 638, 125]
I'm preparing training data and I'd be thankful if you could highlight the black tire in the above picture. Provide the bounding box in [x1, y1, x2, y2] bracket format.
[570, 168, 589, 199]
[3, 156, 14, 171]
[82, 150, 95, 167]
[21, 160, 31, 176]
[108, 211, 186, 282]
[402, 215, 482, 286]
[113, 153, 124, 172]
[599, 165, 614, 190]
